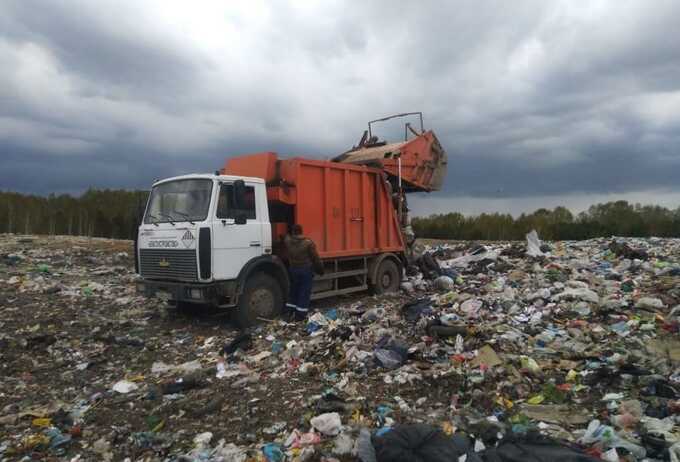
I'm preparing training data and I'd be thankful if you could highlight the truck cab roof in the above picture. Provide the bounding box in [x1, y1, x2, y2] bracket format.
[152, 173, 265, 187]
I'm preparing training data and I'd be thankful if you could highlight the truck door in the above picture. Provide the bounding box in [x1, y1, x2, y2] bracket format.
[212, 182, 264, 280]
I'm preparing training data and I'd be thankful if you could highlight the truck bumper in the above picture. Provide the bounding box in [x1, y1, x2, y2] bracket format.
[136, 279, 230, 305]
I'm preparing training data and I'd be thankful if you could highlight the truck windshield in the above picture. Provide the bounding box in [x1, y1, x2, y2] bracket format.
[144, 179, 213, 224]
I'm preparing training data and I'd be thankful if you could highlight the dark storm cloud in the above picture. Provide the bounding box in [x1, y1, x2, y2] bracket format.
[0, 137, 317, 196]
[1, 0, 680, 212]
[0, 1, 202, 98]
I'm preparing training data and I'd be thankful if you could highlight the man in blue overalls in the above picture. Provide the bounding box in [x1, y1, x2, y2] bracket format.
[284, 224, 324, 321]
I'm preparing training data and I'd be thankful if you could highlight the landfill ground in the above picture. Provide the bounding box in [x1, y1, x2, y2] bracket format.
[1, 234, 679, 461]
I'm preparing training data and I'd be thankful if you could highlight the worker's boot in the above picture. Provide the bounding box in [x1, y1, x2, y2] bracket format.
[285, 303, 298, 322]
[294, 307, 309, 322]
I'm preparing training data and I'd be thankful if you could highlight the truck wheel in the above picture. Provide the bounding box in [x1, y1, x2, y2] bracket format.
[235, 272, 283, 327]
[372, 259, 401, 295]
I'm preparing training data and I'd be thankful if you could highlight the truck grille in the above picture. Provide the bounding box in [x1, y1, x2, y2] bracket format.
[140, 249, 198, 282]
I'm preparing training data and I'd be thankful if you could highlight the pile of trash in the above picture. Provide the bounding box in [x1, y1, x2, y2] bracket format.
[1, 233, 679, 461]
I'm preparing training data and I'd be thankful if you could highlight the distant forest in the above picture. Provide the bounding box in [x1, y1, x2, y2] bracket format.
[0, 190, 679, 241]
[413, 202, 680, 241]
[0, 189, 148, 240]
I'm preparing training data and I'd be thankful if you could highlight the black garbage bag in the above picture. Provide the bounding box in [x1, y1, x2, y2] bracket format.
[609, 240, 649, 260]
[223, 332, 252, 356]
[401, 299, 434, 322]
[417, 253, 442, 279]
[480, 433, 600, 462]
[374, 335, 411, 369]
[371, 426, 598, 462]
[372, 424, 476, 462]
[641, 378, 679, 399]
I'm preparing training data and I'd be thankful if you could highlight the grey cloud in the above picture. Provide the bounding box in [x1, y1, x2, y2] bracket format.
[0, 0, 679, 214]
[0, 1, 203, 101]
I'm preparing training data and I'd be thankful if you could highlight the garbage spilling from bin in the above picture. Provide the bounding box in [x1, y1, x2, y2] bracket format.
[1, 233, 679, 461]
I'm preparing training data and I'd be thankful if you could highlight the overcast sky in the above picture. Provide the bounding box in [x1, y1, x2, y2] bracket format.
[1, 0, 679, 216]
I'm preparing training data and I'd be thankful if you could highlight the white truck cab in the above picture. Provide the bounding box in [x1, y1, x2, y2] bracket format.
[136, 115, 446, 326]
[136, 174, 289, 326]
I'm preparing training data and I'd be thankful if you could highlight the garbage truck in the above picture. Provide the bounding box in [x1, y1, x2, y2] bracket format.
[135, 113, 447, 326]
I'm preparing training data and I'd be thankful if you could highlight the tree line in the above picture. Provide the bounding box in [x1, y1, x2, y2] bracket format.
[1, 190, 679, 241]
[0, 189, 148, 239]
[412, 201, 680, 241]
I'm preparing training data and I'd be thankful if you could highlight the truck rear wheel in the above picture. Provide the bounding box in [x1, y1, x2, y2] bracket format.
[372, 259, 401, 295]
[235, 272, 283, 327]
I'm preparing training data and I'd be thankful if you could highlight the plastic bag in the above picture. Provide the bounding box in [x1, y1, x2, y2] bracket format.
[356, 428, 377, 462]
[262, 443, 284, 462]
[434, 276, 454, 290]
[371, 424, 473, 462]
[460, 299, 483, 318]
[310, 412, 342, 436]
[526, 230, 545, 258]
[579, 420, 646, 459]
[375, 349, 405, 369]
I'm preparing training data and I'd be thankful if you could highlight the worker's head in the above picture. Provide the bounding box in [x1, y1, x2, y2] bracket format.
[291, 224, 303, 236]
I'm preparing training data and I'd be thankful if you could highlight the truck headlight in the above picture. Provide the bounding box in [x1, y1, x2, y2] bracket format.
[189, 288, 202, 300]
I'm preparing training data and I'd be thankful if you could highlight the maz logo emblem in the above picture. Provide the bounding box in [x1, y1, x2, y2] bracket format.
[181, 230, 195, 248]
[159, 259, 170, 267]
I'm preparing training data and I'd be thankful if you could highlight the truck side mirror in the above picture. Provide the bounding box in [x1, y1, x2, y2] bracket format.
[233, 179, 246, 210]
[234, 212, 247, 225]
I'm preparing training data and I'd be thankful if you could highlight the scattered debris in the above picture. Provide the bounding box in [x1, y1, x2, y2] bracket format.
[1, 234, 679, 460]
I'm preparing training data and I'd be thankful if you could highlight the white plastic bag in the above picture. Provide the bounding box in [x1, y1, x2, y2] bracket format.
[310, 412, 342, 436]
[526, 230, 545, 257]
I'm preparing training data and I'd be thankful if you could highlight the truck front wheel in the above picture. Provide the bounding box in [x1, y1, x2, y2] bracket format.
[235, 272, 283, 327]
[372, 259, 401, 295]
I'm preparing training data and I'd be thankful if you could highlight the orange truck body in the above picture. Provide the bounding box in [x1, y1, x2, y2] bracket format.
[333, 129, 447, 192]
[222, 152, 405, 259]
